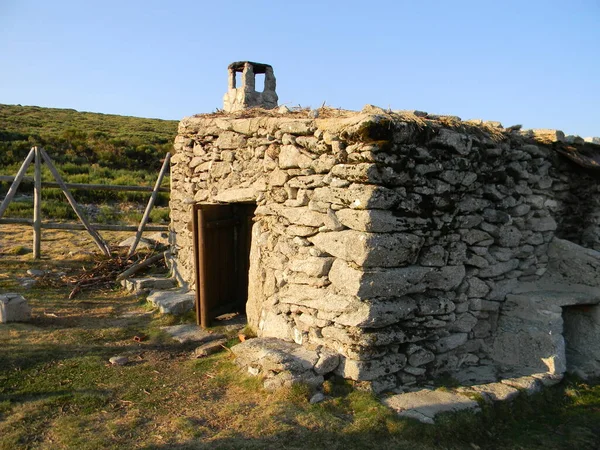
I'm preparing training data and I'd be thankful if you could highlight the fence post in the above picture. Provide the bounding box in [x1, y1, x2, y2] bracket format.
[33, 147, 42, 259]
[127, 153, 171, 258]
[0, 147, 35, 219]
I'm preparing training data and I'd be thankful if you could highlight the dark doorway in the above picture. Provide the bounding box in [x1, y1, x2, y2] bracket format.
[192, 203, 256, 328]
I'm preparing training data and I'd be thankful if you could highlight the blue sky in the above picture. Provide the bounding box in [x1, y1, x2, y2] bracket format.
[1, 0, 599, 137]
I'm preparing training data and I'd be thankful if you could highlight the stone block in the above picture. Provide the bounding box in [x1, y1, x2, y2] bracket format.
[336, 353, 407, 381]
[308, 230, 423, 267]
[147, 290, 194, 315]
[0, 293, 32, 323]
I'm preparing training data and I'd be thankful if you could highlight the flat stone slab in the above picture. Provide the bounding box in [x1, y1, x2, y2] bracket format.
[383, 389, 480, 424]
[122, 276, 176, 293]
[147, 289, 194, 315]
[0, 293, 32, 323]
[457, 382, 520, 403]
[161, 324, 226, 344]
[501, 376, 542, 395]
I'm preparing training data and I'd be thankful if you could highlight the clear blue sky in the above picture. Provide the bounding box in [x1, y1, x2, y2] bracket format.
[1, 0, 599, 137]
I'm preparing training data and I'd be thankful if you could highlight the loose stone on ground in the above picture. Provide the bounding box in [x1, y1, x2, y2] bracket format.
[147, 289, 194, 315]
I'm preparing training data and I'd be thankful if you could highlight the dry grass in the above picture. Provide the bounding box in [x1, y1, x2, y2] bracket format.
[1, 224, 599, 449]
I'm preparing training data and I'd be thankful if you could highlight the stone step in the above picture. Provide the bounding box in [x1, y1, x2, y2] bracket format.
[161, 324, 226, 344]
[147, 289, 194, 315]
[231, 337, 340, 391]
[383, 389, 480, 424]
[121, 276, 176, 293]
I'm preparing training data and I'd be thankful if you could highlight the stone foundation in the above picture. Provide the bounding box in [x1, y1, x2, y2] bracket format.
[170, 105, 600, 390]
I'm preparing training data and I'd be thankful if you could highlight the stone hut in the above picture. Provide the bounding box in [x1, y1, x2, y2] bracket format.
[169, 64, 600, 392]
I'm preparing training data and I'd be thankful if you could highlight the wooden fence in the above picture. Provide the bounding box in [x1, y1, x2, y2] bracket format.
[0, 147, 170, 258]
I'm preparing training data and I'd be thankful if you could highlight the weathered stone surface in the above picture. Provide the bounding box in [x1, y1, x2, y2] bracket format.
[450, 313, 478, 333]
[172, 106, 600, 391]
[500, 376, 542, 395]
[308, 230, 423, 267]
[435, 333, 468, 353]
[161, 324, 226, 344]
[335, 209, 406, 232]
[109, 356, 129, 366]
[478, 259, 519, 278]
[279, 145, 312, 169]
[462, 382, 520, 403]
[192, 339, 228, 358]
[329, 260, 465, 298]
[0, 293, 31, 323]
[546, 237, 600, 286]
[408, 348, 435, 367]
[289, 256, 334, 277]
[312, 185, 400, 210]
[147, 290, 194, 315]
[121, 276, 176, 293]
[336, 353, 407, 381]
[232, 337, 339, 389]
[384, 389, 480, 424]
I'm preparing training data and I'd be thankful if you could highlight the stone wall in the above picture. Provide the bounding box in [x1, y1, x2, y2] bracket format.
[170, 106, 600, 391]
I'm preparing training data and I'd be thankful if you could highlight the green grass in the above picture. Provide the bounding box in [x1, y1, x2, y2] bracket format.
[0, 103, 175, 218]
[0, 256, 599, 449]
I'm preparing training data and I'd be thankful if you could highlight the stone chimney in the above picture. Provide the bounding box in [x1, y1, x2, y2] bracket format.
[223, 61, 278, 112]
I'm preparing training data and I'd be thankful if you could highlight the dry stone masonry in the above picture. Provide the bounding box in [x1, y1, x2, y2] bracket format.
[170, 89, 600, 391]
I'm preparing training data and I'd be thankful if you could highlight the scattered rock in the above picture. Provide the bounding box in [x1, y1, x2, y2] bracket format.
[109, 356, 129, 366]
[309, 392, 326, 404]
[192, 338, 228, 358]
[232, 337, 340, 391]
[27, 269, 46, 277]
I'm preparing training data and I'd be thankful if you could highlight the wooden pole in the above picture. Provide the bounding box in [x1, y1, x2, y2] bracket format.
[0, 218, 168, 232]
[0, 147, 35, 219]
[39, 148, 111, 257]
[127, 153, 171, 258]
[0, 176, 169, 192]
[33, 147, 42, 259]
[116, 250, 170, 281]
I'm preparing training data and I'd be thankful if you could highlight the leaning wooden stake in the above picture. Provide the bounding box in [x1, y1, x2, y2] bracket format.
[0, 147, 35, 219]
[40, 148, 111, 257]
[127, 153, 171, 258]
[116, 250, 170, 281]
[33, 147, 42, 259]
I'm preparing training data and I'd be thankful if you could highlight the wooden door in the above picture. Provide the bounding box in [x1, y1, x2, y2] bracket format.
[192, 203, 256, 328]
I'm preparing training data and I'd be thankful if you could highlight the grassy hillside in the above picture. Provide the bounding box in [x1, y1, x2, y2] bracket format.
[0, 104, 179, 222]
[0, 104, 177, 170]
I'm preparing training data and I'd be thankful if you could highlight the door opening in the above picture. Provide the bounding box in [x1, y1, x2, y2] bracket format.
[192, 203, 256, 328]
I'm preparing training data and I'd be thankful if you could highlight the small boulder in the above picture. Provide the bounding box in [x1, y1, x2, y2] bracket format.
[109, 356, 129, 366]
[192, 339, 228, 358]
[0, 293, 32, 323]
